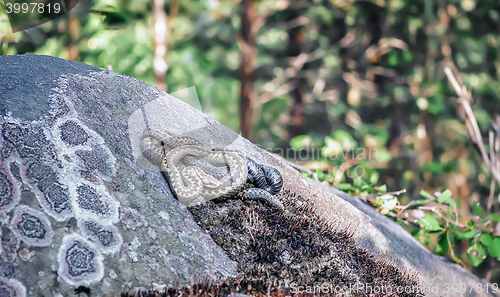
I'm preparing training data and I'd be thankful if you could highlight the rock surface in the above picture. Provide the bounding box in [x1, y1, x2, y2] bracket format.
[0, 54, 496, 297]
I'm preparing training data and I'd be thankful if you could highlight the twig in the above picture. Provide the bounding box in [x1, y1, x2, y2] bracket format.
[419, 206, 467, 228]
[362, 189, 407, 203]
[488, 130, 496, 215]
[444, 66, 500, 185]
[445, 68, 490, 166]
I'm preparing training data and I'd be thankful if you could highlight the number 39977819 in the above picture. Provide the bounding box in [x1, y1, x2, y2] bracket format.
[5, 3, 61, 14]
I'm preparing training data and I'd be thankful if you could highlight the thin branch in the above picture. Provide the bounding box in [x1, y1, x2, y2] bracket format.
[419, 206, 467, 228]
[444, 66, 500, 185]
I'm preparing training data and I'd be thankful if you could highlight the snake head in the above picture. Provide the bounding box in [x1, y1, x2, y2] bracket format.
[141, 136, 166, 166]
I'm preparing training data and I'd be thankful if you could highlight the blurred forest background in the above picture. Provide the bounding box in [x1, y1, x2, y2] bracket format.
[2, 0, 500, 284]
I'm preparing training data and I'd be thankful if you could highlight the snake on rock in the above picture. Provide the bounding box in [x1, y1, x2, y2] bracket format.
[140, 129, 284, 209]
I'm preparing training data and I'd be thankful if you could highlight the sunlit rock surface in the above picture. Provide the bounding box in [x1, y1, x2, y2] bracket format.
[0, 54, 496, 297]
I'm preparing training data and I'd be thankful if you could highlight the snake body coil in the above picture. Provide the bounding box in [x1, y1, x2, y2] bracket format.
[141, 129, 283, 209]
[244, 157, 283, 208]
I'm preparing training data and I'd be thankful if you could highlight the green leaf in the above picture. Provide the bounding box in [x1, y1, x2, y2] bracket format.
[92, 9, 131, 28]
[369, 172, 379, 185]
[436, 189, 457, 207]
[418, 161, 456, 173]
[472, 201, 484, 218]
[450, 226, 468, 240]
[462, 230, 480, 239]
[435, 232, 450, 255]
[290, 135, 313, 151]
[374, 184, 387, 193]
[481, 217, 492, 224]
[379, 195, 398, 210]
[374, 147, 393, 162]
[490, 213, 500, 222]
[487, 238, 500, 258]
[387, 50, 399, 67]
[412, 229, 431, 246]
[418, 162, 443, 173]
[467, 244, 486, 267]
[335, 183, 352, 190]
[419, 190, 436, 201]
[322, 137, 342, 158]
[331, 130, 357, 151]
[403, 51, 413, 63]
[308, 6, 333, 23]
[418, 214, 442, 232]
[480, 234, 494, 246]
[438, 189, 452, 201]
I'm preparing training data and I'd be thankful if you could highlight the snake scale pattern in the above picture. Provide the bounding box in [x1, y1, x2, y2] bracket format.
[141, 129, 284, 209]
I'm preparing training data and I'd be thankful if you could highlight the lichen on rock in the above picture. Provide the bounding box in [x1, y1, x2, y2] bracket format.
[0, 277, 26, 297]
[0, 170, 19, 213]
[59, 120, 90, 147]
[71, 183, 119, 224]
[57, 233, 104, 286]
[78, 219, 123, 254]
[10, 205, 54, 247]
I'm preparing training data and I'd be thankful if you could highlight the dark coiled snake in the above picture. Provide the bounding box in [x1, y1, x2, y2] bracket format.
[140, 129, 284, 209]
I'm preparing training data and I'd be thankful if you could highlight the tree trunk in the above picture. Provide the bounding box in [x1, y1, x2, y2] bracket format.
[239, 0, 257, 140]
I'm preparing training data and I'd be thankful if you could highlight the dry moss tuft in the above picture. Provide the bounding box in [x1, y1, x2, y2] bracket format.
[187, 190, 424, 296]
[116, 190, 424, 296]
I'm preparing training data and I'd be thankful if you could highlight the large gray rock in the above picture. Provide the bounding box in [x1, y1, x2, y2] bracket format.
[0, 54, 238, 297]
[0, 54, 496, 297]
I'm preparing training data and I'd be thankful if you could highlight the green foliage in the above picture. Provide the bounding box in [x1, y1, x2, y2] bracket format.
[330, 182, 500, 268]
[418, 214, 441, 232]
[437, 189, 456, 207]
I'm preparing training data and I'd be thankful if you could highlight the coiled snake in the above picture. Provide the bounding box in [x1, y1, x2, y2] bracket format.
[140, 129, 284, 209]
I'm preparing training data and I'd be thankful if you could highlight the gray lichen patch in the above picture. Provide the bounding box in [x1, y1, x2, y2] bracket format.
[57, 233, 104, 286]
[27, 167, 73, 222]
[78, 219, 123, 254]
[71, 183, 119, 224]
[7, 161, 22, 184]
[59, 120, 89, 146]
[0, 109, 122, 291]
[50, 117, 118, 185]
[1, 122, 29, 149]
[0, 277, 26, 297]
[1, 121, 73, 221]
[75, 146, 117, 182]
[1, 122, 57, 163]
[0, 170, 19, 213]
[10, 205, 54, 247]
[25, 162, 56, 184]
[0, 262, 16, 279]
[41, 183, 72, 218]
